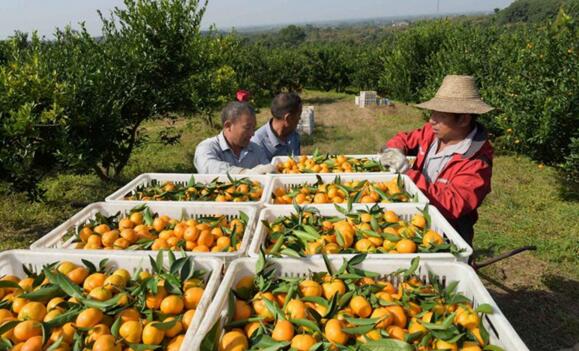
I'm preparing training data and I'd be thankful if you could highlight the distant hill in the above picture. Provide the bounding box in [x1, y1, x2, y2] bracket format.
[495, 0, 579, 23]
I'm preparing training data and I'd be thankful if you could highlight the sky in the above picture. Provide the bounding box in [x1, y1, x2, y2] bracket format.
[0, 0, 514, 39]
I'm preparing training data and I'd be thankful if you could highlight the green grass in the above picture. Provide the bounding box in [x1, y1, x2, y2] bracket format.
[0, 90, 577, 350]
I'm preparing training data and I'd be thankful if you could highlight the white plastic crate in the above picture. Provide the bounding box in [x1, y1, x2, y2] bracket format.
[271, 154, 416, 174]
[105, 173, 271, 206]
[191, 257, 528, 351]
[30, 202, 258, 263]
[0, 249, 223, 351]
[248, 203, 472, 262]
[264, 173, 429, 206]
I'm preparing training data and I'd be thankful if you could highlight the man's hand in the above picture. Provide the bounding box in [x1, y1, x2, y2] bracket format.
[379, 148, 410, 173]
[241, 164, 277, 175]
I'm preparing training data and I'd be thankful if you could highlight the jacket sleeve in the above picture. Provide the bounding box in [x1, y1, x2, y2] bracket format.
[406, 159, 492, 220]
[194, 142, 239, 174]
[386, 126, 428, 156]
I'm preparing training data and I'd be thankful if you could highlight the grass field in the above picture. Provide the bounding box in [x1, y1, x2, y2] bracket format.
[0, 90, 577, 350]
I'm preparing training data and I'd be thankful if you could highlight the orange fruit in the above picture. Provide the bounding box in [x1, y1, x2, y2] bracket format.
[354, 238, 375, 253]
[86, 324, 110, 344]
[57, 262, 77, 275]
[349, 295, 372, 318]
[182, 309, 196, 329]
[235, 276, 253, 291]
[298, 280, 322, 297]
[20, 335, 43, 351]
[83, 273, 106, 292]
[142, 323, 165, 345]
[219, 330, 248, 351]
[117, 308, 140, 323]
[76, 308, 103, 328]
[167, 335, 185, 351]
[385, 305, 407, 328]
[313, 193, 330, 204]
[271, 320, 294, 342]
[104, 274, 126, 292]
[333, 221, 354, 248]
[383, 210, 399, 223]
[322, 279, 346, 300]
[290, 334, 317, 350]
[13, 320, 42, 342]
[325, 319, 348, 345]
[43, 309, 62, 322]
[460, 341, 482, 351]
[371, 307, 393, 329]
[66, 267, 89, 285]
[18, 302, 46, 322]
[395, 239, 417, 253]
[285, 299, 307, 320]
[252, 292, 275, 321]
[423, 230, 444, 247]
[435, 339, 458, 351]
[146, 285, 168, 309]
[386, 325, 406, 341]
[88, 287, 112, 301]
[357, 329, 382, 343]
[163, 317, 183, 338]
[184, 287, 204, 309]
[119, 320, 142, 344]
[160, 295, 184, 315]
[244, 321, 260, 338]
[411, 214, 426, 229]
[92, 334, 120, 351]
[233, 300, 252, 321]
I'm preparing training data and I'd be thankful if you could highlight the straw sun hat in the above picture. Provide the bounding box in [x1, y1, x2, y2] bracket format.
[415, 75, 494, 114]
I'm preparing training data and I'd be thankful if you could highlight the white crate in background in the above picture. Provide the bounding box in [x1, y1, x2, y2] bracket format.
[248, 203, 472, 262]
[297, 105, 315, 135]
[190, 257, 528, 351]
[30, 202, 258, 263]
[264, 173, 429, 206]
[104, 173, 271, 206]
[0, 250, 223, 351]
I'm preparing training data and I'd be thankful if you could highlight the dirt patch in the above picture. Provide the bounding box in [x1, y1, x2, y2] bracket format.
[478, 252, 579, 350]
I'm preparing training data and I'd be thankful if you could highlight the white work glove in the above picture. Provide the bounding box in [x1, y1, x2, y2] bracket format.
[240, 164, 277, 175]
[379, 148, 410, 173]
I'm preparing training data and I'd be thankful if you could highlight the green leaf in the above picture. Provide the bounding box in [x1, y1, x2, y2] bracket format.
[403, 256, 420, 279]
[483, 346, 505, 351]
[200, 319, 220, 351]
[44, 269, 82, 299]
[362, 339, 413, 351]
[111, 317, 122, 338]
[322, 254, 334, 276]
[128, 344, 162, 351]
[0, 281, 21, 289]
[46, 336, 64, 351]
[45, 307, 82, 328]
[81, 259, 97, 274]
[152, 317, 180, 330]
[343, 324, 375, 335]
[0, 320, 19, 336]
[347, 254, 367, 267]
[289, 318, 321, 334]
[143, 207, 154, 226]
[475, 303, 494, 314]
[20, 285, 62, 301]
[280, 248, 301, 258]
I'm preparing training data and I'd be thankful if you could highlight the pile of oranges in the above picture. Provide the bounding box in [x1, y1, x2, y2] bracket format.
[70, 205, 248, 253]
[275, 154, 386, 174]
[217, 257, 494, 351]
[262, 205, 459, 256]
[272, 176, 413, 205]
[0, 256, 207, 351]
[124, 177, 263, 203]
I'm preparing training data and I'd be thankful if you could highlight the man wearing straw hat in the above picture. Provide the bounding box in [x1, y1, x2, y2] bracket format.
[380, 75, 494, 245]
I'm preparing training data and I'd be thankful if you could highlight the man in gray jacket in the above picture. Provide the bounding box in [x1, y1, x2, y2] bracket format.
[194, 101, 276, 174]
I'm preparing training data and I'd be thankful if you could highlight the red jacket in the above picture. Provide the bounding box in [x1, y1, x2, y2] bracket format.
[387, 123, 493, 236]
